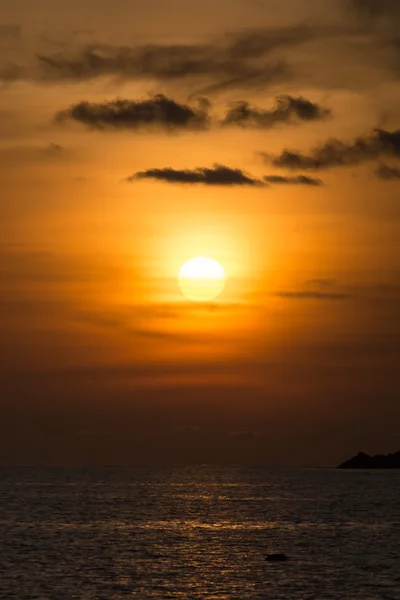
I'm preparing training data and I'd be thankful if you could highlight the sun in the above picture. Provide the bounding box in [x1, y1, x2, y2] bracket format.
[178, 257, 226, 302]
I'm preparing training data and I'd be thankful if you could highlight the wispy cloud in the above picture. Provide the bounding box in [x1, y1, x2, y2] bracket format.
[0, 23, 351, 93]
[35, 25, 318, 90]
[273, 291, 352, 300]
[264, 174, 323, 186]
[375, 164, 400, 180]
[273, 278, 352, 300]
[0, 142, 65, 162]
[2, 16, 399, 93]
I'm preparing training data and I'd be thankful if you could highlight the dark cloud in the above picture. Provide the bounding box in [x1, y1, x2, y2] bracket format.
[264, 128, 400, 171]
[375, 164, 400, 180]
[264, 174, 323, 186]
[57, 93, 332, 136]
[129, 164, 263, 186]
[56, 94, 210, 131]
[222, 95, 330, 128]
[273, 291, 352, 301]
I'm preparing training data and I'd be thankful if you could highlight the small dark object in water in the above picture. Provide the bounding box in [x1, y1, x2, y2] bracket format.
[265, 553, 288, 562]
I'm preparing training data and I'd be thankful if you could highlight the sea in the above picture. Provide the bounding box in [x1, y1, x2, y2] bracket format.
[1, 466, 400, 599]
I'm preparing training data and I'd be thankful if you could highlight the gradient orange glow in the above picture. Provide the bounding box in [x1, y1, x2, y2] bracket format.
[0, 0, 399, 465]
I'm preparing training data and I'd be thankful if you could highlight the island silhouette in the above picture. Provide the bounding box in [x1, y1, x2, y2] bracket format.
[337, 451, 400, 469]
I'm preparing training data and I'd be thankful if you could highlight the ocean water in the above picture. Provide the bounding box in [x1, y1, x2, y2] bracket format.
[1, 466, 400, 599]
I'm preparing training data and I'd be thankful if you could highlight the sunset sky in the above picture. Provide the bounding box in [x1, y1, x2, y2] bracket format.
[1, 0, 399, 465]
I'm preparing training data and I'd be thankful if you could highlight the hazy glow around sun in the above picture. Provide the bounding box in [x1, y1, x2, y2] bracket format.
[178, 257, 226, 302]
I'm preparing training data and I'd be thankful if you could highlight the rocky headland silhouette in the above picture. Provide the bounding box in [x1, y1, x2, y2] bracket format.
[337, 451, 400, 469]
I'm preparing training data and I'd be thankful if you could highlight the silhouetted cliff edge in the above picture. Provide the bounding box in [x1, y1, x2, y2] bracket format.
[337, 451, 400, 469]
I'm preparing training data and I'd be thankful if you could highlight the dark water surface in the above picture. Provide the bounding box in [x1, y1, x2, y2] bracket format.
[1, 466, 400, 599]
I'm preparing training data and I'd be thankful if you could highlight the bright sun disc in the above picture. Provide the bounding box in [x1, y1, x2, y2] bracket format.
[178, 257, 226, 302]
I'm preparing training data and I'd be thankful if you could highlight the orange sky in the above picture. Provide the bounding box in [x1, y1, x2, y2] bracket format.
[0, 0, 399, 465]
